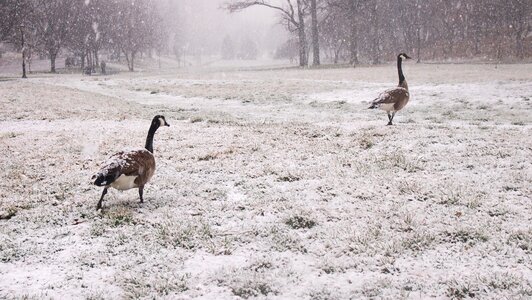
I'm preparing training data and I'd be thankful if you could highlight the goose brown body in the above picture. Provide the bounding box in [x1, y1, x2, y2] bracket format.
[95, 149, 155, 190]
[372, 87, 410, 112]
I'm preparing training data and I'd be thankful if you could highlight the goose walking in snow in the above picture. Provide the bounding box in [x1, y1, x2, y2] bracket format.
[93, 115, 170, 210]
[369, 53, 412, 125]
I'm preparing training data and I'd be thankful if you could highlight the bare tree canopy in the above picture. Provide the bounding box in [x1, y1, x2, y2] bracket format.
[319, 0, 531, 64]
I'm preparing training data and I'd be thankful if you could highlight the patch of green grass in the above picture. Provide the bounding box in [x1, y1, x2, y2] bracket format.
[122, 272, 189, 298]
[104, 206, 134, 227]
[386, 151, 424, 173]
[215, 268, 278, 299]
[157, 218, 213, 250]
[230, 280, 275, 299]
[285, 215, 316, 230]
[0, 236, 23, 262]
[270, 226, 307, 253]
[438, 189, 462, 206]
[90, 222, 106, 237]
[359, 133, 374, 149]
[277, 174, 300, 182]
[442, 229, 489, 246]
[308, 287, 339, 300]
[402, 231, 435, 252]
[446, 279, 478, 299]
[0, 205, 18, 220]
[507, 230, 531, 251]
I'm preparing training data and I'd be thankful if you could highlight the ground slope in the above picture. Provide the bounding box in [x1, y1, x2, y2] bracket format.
[0, 63, 531, 299]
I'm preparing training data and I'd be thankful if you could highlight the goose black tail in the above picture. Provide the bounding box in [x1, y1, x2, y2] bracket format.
[368, 103, 378, 109]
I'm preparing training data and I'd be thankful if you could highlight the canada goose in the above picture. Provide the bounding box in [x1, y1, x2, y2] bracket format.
[93, 115, 170, 210]
[369, 53, 412, 125]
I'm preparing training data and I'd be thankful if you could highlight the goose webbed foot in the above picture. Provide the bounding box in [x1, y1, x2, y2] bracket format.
[387, 121, 393, 126]
[96, 187, 108, 210]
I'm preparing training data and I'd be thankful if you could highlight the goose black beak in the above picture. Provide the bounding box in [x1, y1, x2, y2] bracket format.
[165, 123, 170, 127]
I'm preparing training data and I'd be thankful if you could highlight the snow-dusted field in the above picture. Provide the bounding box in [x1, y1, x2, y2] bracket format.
[1, 62, 531, 299]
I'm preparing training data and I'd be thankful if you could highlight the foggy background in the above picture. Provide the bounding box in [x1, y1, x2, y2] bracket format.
[0, 0, 530, 76]
[166, 0, 286, 58]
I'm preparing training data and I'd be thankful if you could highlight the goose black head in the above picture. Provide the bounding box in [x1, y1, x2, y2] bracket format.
[152, 115, 170, 127]
[398, 53, 412, 60]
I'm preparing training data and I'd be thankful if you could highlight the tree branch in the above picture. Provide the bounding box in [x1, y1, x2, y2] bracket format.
[225, 0, 299, 26]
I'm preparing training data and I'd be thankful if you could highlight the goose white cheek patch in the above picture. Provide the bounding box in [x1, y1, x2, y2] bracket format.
[159, 118, 165, 126]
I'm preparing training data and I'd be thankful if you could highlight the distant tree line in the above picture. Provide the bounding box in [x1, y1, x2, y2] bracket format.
[0, 0, 163, 77]
[227, 0, 531, 66]
[221, 35, 259, 60]
[1, 0, 529, 77]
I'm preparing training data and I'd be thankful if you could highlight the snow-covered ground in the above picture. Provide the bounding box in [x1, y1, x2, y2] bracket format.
[0, 62, 531, 299]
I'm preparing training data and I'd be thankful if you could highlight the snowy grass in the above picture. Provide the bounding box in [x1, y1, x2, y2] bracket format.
[0, 62, 531, 299]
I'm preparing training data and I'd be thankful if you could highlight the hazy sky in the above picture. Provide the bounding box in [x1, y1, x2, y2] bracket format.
[175, 0, 288, 55]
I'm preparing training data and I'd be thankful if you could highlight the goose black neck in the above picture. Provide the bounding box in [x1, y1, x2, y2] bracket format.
[145, 123, 159, 153]
[397, 56, 405, 85]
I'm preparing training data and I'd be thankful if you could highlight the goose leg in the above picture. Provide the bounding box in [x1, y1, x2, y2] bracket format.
[387, 112, 393, 126]
[388, 111, 395, 125]
[96, 187, 108, 210]
[139, 186, 144, 203]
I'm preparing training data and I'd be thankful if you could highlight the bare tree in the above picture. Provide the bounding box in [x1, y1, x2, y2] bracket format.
[498, 0, 531, 59]
[1, 0, 39, 78]
[226, 0, 310, 67]
[111, 0, 160, 71]
[35, 0, 74, 73]
[320, 0, 531, 63]
[320, 7, 348, 64]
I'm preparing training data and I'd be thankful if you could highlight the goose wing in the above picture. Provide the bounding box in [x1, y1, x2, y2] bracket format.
[371, 87, 409, 105]
[93, 148, 154, 186]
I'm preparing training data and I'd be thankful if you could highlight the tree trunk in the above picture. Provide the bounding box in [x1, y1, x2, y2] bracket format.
[94, 50, 99, 70]
[20, 27, 27, 79]
[296, 0, 307, 67]
[371, 2, 380, 64]
[310, 0, 320, 66]
[22, 49, 27, 79]
[124, 51, 130, 70]
[50, 51, 57, 73]
[349, 26, 358, 65]
[27, 52, 32, 73]
[347, 0, 359, 66]
[129, 51, 136, 71]
[473, 34, 481, 55]
[334, 48, 340, 64]
[416, 28, 421, 63]
[81, 53, 86, 72]
[87, 49, 92, 73]
[515, 26, 524, 59]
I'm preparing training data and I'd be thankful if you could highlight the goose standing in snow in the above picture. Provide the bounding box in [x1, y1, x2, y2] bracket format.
[93, 115, 170, 210]
[369, 53, 412, 125]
